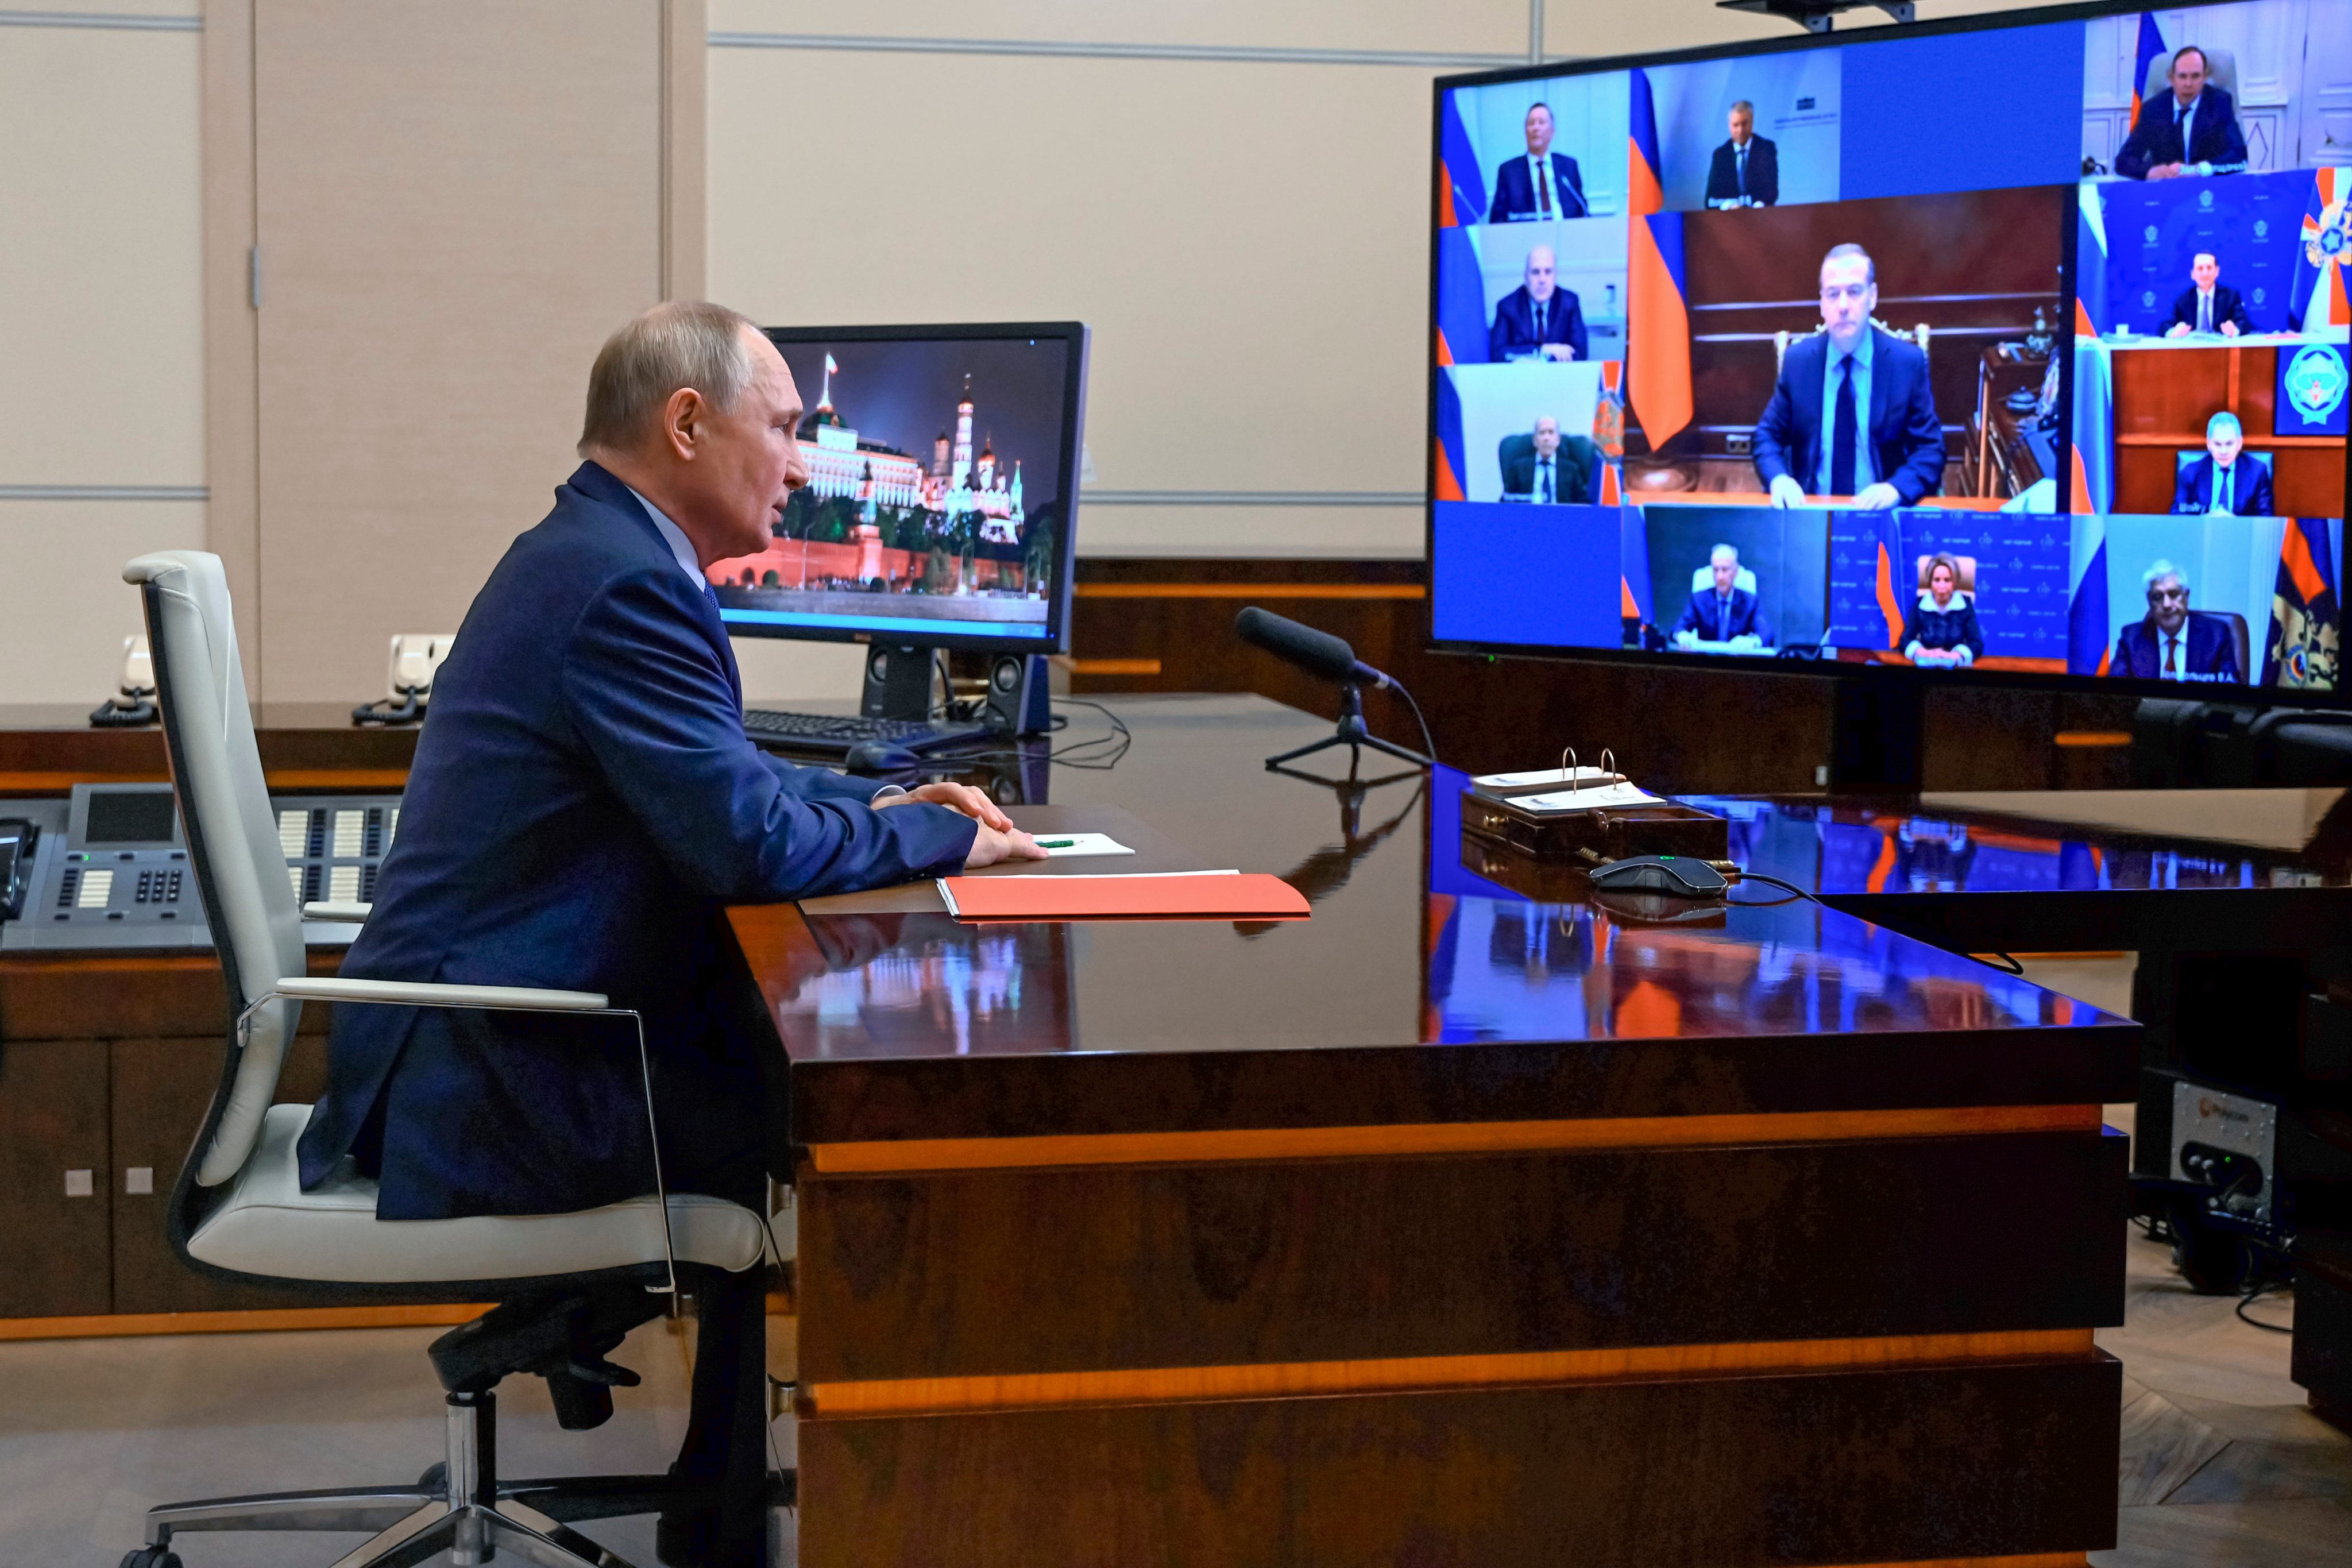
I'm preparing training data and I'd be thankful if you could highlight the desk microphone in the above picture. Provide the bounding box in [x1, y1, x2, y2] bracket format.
[1231, 607, 1434, 773]
[1234, 607, 1397, 690]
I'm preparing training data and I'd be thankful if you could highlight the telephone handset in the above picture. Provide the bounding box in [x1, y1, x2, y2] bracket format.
[88, 635, 158, 729]
[0, 818, 36, 922]
[353, 633, 457, 727]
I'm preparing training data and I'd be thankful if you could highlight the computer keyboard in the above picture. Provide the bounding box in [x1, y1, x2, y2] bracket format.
[741, 708, 988, 756]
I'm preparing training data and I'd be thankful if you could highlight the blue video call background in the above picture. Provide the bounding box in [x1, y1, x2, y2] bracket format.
[2098, 171, 2312, 335]
[1825, 515, 2072, 659]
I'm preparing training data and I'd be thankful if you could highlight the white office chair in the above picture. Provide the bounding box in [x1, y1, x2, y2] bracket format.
[118, 551, 772, 1568]
[1690, 563, 1759, 596]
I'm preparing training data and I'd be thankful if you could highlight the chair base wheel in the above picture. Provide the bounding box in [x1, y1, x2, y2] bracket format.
[119, 1551, 183, 1568]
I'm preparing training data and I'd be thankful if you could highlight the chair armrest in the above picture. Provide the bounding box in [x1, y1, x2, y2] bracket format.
[274, 976, 610, 1011]
[302, 901, 373, 922]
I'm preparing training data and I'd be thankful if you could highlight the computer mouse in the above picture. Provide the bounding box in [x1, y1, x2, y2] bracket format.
[1588, 853, 1728, 898]
[843, 740, 922, 774]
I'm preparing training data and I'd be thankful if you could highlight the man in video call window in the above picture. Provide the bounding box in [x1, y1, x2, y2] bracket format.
[1672, 543, 1772, 649]
[2115, 46, 2248, 180]
[1489, 245, 1589, 363]
[1752, 244, 1945, 511]
[2173, 410, 2274, 515]
[1704, 101, 1779, 209]
[1503, 415, 1592, 504]
[2114, 559, 2239, 681]
[2166, 253, 2251, 337]
[1488, 102, 1589, 222]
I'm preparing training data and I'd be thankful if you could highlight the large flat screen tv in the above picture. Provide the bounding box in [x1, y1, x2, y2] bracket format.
[1428, 0, 2350, 702]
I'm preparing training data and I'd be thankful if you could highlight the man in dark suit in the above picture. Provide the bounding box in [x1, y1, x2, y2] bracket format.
[2165, 252, 2251, 337]
[2114, 560, 2241, 681]
[1502, 415, 1593, 503]
[1703, 100, 1778, 208]
[1672, 544, 1772, 648]
[2115, 46, 2249, 180]
[1486, 101, 1589, 222]
[1489, 245, 1588, 362]
[1752, 244, 1945, 509]
[297, 302, 1043, 1566]
[2173, 411, 2274, 515]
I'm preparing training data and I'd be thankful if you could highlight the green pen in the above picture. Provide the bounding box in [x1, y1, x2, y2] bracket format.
[1035, 838, 1077, 849]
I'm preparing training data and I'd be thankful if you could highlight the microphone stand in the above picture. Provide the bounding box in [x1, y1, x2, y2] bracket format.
[1262, 681, 1432, 777]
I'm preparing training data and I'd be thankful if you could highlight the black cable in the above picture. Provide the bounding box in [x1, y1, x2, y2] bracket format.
[954, 697, 1131, 771]
[1384, 680, 1439, 765]
[1726, 870, 1821, 907]
[1977, 952, 2026, 975]
[2235, 1277, 2293, 1334]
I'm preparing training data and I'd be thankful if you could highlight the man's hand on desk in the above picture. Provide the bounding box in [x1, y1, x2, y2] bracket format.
[876, 781, 1014, 831]
[872, 782, 1048, 867]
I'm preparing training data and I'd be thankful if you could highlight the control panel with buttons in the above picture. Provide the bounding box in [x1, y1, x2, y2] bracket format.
[0, 783, 404, 951]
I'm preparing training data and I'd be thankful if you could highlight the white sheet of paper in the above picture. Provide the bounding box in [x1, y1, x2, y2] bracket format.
[1028, 832, 1137, 858]
[1474, 766, 1622, 789]
[1515, 783, 1666, 813]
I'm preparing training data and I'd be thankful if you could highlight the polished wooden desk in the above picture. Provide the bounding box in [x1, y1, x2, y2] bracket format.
[728, 696, 2136, 1567]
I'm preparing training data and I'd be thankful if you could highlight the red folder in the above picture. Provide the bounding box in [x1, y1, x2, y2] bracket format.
[939, 872, 1310, 922]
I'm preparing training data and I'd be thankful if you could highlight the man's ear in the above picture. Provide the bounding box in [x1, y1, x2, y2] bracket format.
[663, 387, 705, 461]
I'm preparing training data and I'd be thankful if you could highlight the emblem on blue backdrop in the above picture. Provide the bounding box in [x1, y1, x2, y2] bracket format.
[2145, 225, 2160, 244]
[2254, 219, 2269, 239]
[2287, 346, 2348, 419]
[2253, 287, 2268, 306]
[2141, 289, 2157, 308]
[2277, 343, 2351, 437]
[2199, 189, 2215, 209]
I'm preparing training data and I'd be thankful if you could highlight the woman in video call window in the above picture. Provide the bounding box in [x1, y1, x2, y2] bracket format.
[1899, 553, 1984, 669]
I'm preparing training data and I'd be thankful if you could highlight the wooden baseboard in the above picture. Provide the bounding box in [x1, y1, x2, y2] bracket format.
[0, 1303, 489, 1342]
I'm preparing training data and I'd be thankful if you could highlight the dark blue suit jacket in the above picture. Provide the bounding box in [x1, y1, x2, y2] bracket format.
[1487, 152, 1588, 222]
[1704, 136, 1778, 206]
[297, 461, 979, 1220]
[1489, 285, 1589, 362]
[2173, 454, 2274, 516]
[2115, 86, 2249, 179]
[2114, 613, 2239, 681]
[1752, 329, 1946, 504]
[2168, 283, 2251, 334]
[1671, 586, 1771, 645]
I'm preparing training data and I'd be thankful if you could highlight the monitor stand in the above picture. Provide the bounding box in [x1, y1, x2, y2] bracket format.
[1828, 671, 1924, 793]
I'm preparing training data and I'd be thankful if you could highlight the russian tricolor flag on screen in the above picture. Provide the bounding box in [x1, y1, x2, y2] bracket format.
[1627, 68, 1691, 449]
[2128, 13, 2166, 132]
[1438, 91, 1485, 229]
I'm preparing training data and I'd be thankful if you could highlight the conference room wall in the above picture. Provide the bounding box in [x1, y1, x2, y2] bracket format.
[0, 17, 206, 702]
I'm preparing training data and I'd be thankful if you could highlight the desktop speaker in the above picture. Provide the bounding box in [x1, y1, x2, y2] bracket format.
[984, 653, 1052, 735]
[860, 645, 933, 722]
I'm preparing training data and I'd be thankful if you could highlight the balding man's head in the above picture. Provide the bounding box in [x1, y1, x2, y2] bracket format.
[580, 302, 809, 565]
[1525, 245, 1557, 301]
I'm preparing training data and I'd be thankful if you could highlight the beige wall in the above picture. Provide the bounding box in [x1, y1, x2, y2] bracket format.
[0, 16, 205, 703]
[0, 0, 2085, 707]
[705, 0, 2071, 563]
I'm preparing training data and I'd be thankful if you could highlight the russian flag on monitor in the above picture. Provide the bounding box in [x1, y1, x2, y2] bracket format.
[1870, 515, 1907, 650]
[2129, 13, 2166, 131]
[2069, 341, 2114, 516]
[2067, 516, 2111, 677]
[2074, 184, 2111, 339]
[1435, 225, 1488, 366]
[1434, 367, 1467, 501]
[1627, 69, 1693, 449]
[1439, 90, 1485, 229]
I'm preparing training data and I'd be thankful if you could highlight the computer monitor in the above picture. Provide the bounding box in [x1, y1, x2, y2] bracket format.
[713, 322, 1089, 657]
[1428, 0, 2349, 706]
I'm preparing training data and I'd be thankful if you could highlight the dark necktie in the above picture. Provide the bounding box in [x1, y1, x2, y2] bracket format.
[1533, 297, 1546, 341]
[2216, 464, 2231, 513]
[2166, 633, 2180, 677]
[1717, 594, 1731, 642]
[1736, 145, 1748, 195]
[2178, 101, 2193, 157]
[1536, 157, 1552, 215]
[2200, 292, 2212, 333]
[1539, 459, 1554, 503]
[1830, 354, 1859, 497]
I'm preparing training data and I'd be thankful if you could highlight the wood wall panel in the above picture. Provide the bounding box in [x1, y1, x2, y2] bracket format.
[1678, 187, 2068, 458]
[797, 1132, 2124, 1383]
[1065, 561, 2139, 791]
[798, 1356, 2121, 1568]
[0, 1039, 112, 1318]
[2108, 344, 2348, 516]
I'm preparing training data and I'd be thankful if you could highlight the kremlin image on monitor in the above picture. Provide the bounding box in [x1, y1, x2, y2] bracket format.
[708, 334, 1071, 639]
